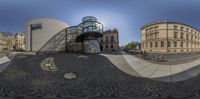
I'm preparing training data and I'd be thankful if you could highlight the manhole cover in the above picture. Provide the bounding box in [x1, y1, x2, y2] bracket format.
[64, 72, 77, 80]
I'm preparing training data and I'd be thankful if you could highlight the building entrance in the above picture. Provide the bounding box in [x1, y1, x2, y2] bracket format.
[84, 40, 100, 53]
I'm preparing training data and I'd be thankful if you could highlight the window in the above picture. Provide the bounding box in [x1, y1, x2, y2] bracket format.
[100, 39, 103, 43]
[161, 41, 164, 47]
[181, 33, 184, 39]
[142, 43, 144, 48]
[174, 42, 177, 47]
[174, 25, 178, 30]
[110, 36, 114, 43]
[145, 29, 148, 33]
[111, 45, 113, 48]
[186, 42, 188, 48]
[186, 34, 189, 40]
[155, 32, 159, 39]
[146, 35, 148, 40]
[150, 34, 153, 39]
[106, 45, 108, 48]
[146, 43, 148, 48]
[106, 36, 109, 43]
[167, 41, 171, 47]
[155, 26, 159, 31]
[181, 27, 184, 31]
[191, 35, 193, 41]
[150, 42, 153, 48]
[155, 42, 158, 47]
[186, 28, 189, 32]
[150, 28, 153, 32]
[174, 32, 177, 38]
[181, 42, 183, 48]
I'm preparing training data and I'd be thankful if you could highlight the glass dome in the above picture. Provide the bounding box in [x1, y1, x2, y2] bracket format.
[82, 16, 97, 22]
[66, 16, 104, 42]
[66, 16, 104, 53]
[82, 22, 103, 33]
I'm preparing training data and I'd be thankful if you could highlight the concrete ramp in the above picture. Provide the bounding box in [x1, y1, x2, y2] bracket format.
[0, 56, 10, 72]
[120, 51, 200, 82]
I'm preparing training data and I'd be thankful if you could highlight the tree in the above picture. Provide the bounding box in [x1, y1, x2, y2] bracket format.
[125, 41, 138, 50]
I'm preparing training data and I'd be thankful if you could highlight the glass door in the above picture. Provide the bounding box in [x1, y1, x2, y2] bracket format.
[84, 40, 100, 53]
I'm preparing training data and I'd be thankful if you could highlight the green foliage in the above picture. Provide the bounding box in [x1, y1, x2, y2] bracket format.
[125, 41, 138, 50]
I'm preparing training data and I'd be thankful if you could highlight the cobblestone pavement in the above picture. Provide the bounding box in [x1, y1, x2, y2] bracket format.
[0, 52, 200, 98]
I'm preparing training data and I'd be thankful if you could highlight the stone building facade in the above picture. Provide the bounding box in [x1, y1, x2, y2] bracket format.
[141, 21, 200, 53]
[0, 32, 25, 51]
[98, 29, 119, 51]
[15, 33, 25, 50]
[5, 35, 15, 50]
[0, 32, 7, 50]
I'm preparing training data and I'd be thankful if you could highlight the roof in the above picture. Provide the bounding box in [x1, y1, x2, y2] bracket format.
[141, 20, 200, 32]
[15, 32, 25, 36]
[0, 32, 13, 36]
[103, 29, 118, 34]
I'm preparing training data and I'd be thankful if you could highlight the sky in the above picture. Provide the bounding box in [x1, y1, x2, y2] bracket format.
[0, 0, 200, 46]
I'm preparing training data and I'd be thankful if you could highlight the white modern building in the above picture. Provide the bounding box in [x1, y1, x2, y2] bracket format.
[25, 18, 69, 52]
[25, 16, 108, 54]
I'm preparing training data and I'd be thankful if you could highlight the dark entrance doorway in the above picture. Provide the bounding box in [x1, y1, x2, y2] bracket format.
[84, 40, 100, 53]
[100, 45, 103, 51]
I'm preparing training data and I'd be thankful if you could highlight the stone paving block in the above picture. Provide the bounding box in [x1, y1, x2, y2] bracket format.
[144, 64, 159, 70]
[152, 76, 172, 82]
[192, 60, 200, 65]
[181, 64, 194, 71]
[157, 66, 171, 72]
[150, 70, 171, 78]
[137, 67, 156, 77]
[0, 56, 10, 64]
[130, 64, 146, 71]
[186, 65, 200, 77]
[171, 72, 192, 82]
[170, 66, 182, 75]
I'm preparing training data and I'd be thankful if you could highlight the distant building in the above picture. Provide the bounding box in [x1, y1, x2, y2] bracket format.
[98, 29, 119, 51]
[15, 33, 25, 50]
[141, 21, 200, 53]
[5, 34, 15, 50]
[0, 32, 25, 51]
[0, 32, 7, 50]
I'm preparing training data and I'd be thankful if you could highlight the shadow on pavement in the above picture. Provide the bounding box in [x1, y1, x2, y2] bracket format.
[0, 53, 200, 98]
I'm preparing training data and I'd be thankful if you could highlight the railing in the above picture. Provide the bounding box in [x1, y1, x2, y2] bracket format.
[37, 29, 67, 54]
[126, 50, 165, 62]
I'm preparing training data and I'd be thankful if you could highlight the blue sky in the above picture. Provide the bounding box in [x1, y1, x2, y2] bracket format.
[0, 0, 200, 46]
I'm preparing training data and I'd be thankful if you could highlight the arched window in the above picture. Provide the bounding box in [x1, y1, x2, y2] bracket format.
[111, 45, 113, 48]
[106, 45, 109, 48]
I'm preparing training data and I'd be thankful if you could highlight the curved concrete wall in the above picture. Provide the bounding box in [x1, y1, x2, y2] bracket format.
[25, 18, 69, 52]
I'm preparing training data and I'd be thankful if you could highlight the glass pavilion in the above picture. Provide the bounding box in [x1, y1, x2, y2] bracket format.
[66, 16, 104, 53]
